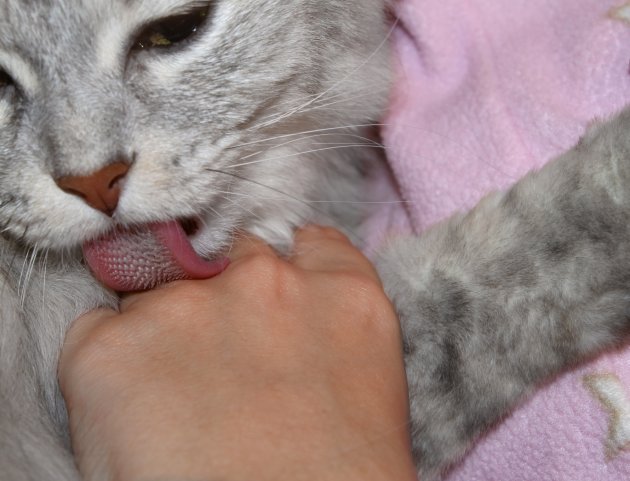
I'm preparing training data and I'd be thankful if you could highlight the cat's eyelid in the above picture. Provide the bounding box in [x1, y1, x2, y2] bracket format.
[132, 0, 212, 26]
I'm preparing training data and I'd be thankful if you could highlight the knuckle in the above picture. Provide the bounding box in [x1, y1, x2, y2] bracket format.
[228, 254, 300, 302]
[247, 253, 284, 274]
[130, 283, 201, 316]
[334, 272, 398, 328]
[231, 254, 290, 284]
[299, 225, 350, 244]
[318, 226, 349, 241]
[66, 323, 124, 376]
[337, 272, 384, 299]
[171, 280, 209, 302]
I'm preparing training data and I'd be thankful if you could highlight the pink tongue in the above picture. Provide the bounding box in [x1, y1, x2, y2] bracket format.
[83, 221, 229, 292]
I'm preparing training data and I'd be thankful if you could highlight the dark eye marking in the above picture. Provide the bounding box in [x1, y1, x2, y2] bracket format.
[0, 69, 19, 104]
[0, 69, 14, 89]
[132, 4, 214, 51]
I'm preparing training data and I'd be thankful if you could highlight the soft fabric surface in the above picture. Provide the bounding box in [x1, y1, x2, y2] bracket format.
[378, 0, 630, 479]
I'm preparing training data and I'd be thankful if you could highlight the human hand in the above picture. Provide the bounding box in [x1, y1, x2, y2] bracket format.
[59, 226, 416, 481]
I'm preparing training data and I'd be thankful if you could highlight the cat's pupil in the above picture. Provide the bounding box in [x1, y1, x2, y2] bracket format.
[133, 5, 211, 51]
[0, 70, 13, 89]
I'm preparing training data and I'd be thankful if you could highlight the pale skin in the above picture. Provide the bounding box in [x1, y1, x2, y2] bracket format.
[58, 226, 417, 481]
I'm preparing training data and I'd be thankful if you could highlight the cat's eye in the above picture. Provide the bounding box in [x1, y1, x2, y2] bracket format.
[0, 70, 14, 89]
[133, 4, 213, 51]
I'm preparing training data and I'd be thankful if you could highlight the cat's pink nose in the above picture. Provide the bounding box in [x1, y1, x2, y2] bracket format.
[55, 161, 130, 217]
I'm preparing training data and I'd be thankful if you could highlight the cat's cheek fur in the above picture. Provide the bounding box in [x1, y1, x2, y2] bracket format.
[0, 239, 115, 479]
[0, 171, 110, 249]
[0, 102, 11, 126]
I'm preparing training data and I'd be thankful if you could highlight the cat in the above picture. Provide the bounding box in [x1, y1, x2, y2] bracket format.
[2, 1, 630, 480]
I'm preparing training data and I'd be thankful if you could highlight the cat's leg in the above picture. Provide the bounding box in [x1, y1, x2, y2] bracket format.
[377, 107, 630, 479]
[0, 245, 115, 480]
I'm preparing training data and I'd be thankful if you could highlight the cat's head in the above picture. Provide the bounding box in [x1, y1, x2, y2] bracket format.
[0, 0, 390, 265]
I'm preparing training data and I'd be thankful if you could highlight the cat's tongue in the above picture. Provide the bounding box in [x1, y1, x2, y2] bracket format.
[83, 221, 229, 292]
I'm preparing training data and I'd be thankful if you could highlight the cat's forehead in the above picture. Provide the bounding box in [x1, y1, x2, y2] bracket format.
[1, 0, 214, 23]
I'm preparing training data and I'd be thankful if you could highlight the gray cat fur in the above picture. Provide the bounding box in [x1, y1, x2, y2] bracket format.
[1, 1, 630, 480]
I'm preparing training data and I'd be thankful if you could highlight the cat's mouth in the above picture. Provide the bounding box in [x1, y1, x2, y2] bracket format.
[82, 218, 229, 292]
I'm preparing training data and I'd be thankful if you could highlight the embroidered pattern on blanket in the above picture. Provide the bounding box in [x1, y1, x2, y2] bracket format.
[584, 373, 630, 459]
[610, 3, 630, 23]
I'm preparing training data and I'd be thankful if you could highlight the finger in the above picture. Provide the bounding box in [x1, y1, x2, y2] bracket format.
[119, 276, 191, 311]
[65, 308, 118, 342]
[120, 234, 278, 312]
[290, 225, 382, 283]
[227, 232, 278, 264]
[59, 308, 118, 374]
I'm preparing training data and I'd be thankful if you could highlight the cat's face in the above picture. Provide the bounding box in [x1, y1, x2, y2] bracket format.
[0, 0, 389, 257]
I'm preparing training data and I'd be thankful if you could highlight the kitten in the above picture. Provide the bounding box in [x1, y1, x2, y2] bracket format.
[1, 1, 630, 480]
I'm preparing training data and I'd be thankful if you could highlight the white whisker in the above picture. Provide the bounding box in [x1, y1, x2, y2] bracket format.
[41, 248, 49, 308]
[227, 144, 385, 170]
[19, 244, 38, 306]
[228, 123, 385, 149]
[246, 19, 398, 132]
[251, 85, 389, 127]
[235, 132, 383, 163]
[289, 88, 392, 117]
[214, 189, 406, 205]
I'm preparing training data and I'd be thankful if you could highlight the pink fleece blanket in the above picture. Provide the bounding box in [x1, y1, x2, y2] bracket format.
[378, 0, 630, 479]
